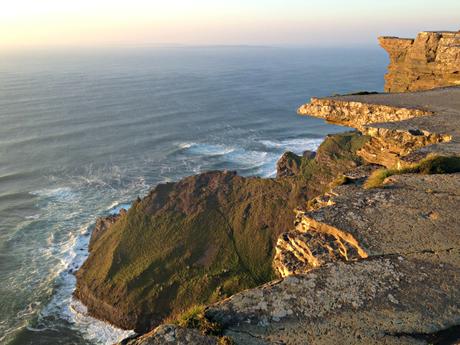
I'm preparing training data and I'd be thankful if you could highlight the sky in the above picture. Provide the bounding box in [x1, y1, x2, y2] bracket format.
[1, 0, 459, 50]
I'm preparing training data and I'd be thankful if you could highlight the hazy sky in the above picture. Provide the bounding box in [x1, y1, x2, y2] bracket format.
[2, 0, 459, 49]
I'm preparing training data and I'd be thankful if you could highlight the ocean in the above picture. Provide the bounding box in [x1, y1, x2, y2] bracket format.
[0, 46, 386, 344]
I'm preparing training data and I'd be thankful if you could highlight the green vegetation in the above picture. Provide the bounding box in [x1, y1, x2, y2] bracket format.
[168, 304, 235, 343]
[296, 132, 369, 195]
[364, 155, 460, 189]
[75, 131, 371, 332]
[175, 305, 221, 335]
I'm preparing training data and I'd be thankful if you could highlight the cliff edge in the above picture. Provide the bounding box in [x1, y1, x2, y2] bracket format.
[379, 31, 460, 92]
[77, 30, 460, 345]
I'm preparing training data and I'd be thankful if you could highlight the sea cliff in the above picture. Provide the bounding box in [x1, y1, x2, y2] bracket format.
[74, 133, 368, 332]
[75, 31, 460, 345]
[379, 31, 460, 92]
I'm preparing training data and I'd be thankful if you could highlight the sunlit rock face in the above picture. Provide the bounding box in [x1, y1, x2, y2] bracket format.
[298, 88, 460, 169]
[379, 31, 460, 92]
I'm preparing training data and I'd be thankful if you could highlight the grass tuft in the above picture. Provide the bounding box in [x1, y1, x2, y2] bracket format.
[363, 169, 395, 189]
[364, 155, 460, 189]
[218, 336, 236, 345]
[174, 304, 222, 336]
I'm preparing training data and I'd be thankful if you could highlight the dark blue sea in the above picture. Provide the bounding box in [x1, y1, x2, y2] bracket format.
[0, 46, 386, 344]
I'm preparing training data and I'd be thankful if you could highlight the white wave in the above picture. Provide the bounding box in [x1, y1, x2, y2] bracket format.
[259, 137, 323, 155]
[179, 142, 235, 156]
[108, 202, 131, 215]
[178, 137, 323, 178]
[39, 205, 135, 345]
[25, 214, 41, 220]
[178, 142, 193, 149]
[30, 187, 76, 202]
[225, 149, 270, 166]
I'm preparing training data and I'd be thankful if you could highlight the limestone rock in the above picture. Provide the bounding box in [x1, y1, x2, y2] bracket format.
[379, 31, 460, 92]
[273, 228, 364, 277]
[207, 250, 460, 345]
[121, 324, 218, 345]
[297, 173, 460, 258]
[299, 87, 460, 168]
[298, 97, 432, 132]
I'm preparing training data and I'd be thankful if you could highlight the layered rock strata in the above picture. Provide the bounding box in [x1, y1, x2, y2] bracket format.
[379, 31, 460, 92]
[299, 87, 460, 168]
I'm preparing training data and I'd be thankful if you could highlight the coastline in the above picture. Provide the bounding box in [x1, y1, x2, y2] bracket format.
[33, 138, 327, 343]
[15, 29, 458, 344]
[40, 204, 135, 344]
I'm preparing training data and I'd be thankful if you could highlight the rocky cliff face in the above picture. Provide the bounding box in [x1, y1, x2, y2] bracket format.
[298, 88, 459, 169]
[379, 31, 460, 92]
[75, 132, 367, 333]
[123, 87, 460, 345]
[88, 30, 460, 345]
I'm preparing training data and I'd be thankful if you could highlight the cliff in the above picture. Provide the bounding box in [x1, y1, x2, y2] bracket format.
[121, 78, 460, 345]
[298, 88, 459, 168]
[80, 30, 460, 345]
[74, 132, 368, 333]
[379, 31, 460, 92]
[123, 87, 460, 345]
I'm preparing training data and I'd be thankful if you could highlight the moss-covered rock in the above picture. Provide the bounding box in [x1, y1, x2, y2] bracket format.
[74, 131, 369, 332]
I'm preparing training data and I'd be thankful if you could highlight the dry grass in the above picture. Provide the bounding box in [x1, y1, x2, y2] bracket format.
[364, 155, 460, 189]
[218, 336, 236, 345]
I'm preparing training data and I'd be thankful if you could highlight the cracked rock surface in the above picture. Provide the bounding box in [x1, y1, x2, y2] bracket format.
[299, 173, 460, 257]
[207, 250, 460, 345]
[121, 324, 218, 345]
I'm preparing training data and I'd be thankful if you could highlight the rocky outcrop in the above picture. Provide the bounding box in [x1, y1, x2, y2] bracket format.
[379, 31, 460, 92]
[75, 132, 368, 333]
[276, 152, 304, 178]
[88, 209, 126, 251]
[121, 324, 219, 345]
[272, 225, 367, 277]
[298, 97, 433, 131]
[206, 249, 460, 345]
[299, 87, 460, 168]
[103, 30, 460, 345]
